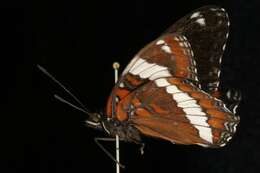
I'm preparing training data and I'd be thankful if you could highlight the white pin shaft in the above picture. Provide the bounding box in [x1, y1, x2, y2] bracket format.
[116, 135, 120, 173]
[113, 63, 120, 173]
[115, 68, 118, 83]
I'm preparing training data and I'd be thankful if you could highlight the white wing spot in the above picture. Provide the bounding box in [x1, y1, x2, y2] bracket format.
[161, 45, 172, 53]
[227, 21, 230, 26]
[178, 36, 184, 41]
[186, 115, 209, 127]
[194, 125, 213, 143]
[149, 70, 171, 80]
[194, 67, 197, 73]
[196, 18, 206, 26]
[217, 70, 221, 77]
[139, 65, 167, 79]
[191, 50, 194, 57]
[139, 65, 167, 78]
[190, 12, 200, 19]
[166, 85, 181, 94]
[155, 78, 171, 87]
[174, 37, 180, 41]
[222, 44, 226, 51]
[219, 56, 222, 64]
[226, 33, 229, 38]
[183, 107, 206, 116]
[156, 40, 165, 45]
[179, 102, 200, 108]
[173, 93, 192, 102]
[183, 41, 189, 48]
[179, 42, 184, 47]
[193, 60, 197, 65]
[177, 99, 197, 107]
[131, 61, 154, 75]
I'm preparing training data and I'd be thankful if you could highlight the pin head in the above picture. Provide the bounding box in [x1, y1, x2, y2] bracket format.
[113, 62, 120, 70]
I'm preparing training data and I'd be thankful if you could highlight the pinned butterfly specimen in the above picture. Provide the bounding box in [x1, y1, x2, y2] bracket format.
[38, 5, 241, 152]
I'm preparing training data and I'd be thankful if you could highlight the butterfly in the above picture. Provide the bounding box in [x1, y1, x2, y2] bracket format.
[38, 5, 241, 151]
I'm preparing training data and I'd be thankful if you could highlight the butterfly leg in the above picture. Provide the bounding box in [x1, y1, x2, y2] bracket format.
[94, 137, 125, 169]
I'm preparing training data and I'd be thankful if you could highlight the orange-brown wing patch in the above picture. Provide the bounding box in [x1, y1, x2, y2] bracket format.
[132, 117, 207, 145]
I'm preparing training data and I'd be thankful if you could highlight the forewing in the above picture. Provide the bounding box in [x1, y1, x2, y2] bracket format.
[164, 5, 230, 93]
[106, 34, 198, 117]
[116, 77, 239, 147]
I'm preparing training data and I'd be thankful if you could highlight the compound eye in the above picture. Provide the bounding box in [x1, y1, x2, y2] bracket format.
[91, 113, 101, 122]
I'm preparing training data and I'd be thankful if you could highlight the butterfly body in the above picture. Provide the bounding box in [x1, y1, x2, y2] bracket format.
[86, 113, 142, 143]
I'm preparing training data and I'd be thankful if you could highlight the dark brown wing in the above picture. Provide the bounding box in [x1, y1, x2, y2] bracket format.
[164, 5, 230, 94]
[115, 77, 239, 147]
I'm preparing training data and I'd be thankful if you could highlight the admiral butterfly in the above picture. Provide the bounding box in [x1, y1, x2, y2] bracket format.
[38, 5, 241, 158]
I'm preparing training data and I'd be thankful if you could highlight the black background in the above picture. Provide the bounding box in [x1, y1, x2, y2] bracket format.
[1, 0, 260, 172]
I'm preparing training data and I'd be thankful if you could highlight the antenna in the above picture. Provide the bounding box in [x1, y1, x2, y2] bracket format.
[37, 65, 94, 117]
[54, 94, 89, 114]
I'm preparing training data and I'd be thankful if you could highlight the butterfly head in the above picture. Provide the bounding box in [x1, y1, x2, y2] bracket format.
[85, 111, 104, 129]
[84, 109, 142, 143]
